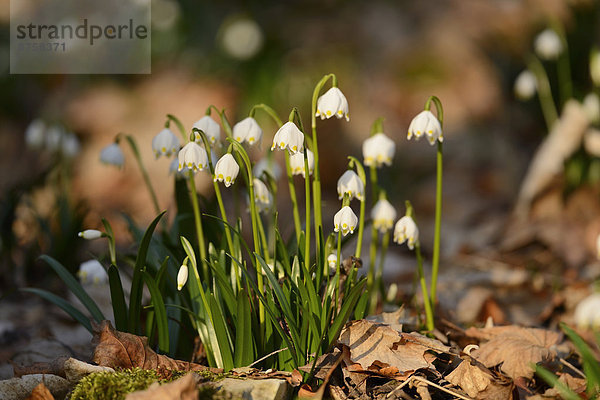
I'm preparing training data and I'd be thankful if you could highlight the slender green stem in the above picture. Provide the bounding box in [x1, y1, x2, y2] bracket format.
[348, 157, 367, 258]
[303, 148, 312, 273]
[250, 104, 283, 127]
[311, 73, 336, 273]
[120, 134, 161, 219]
[335, 230, 342, 315]
[102, 218, 117, 266]
[528, 56, 559, 129]
[367, 166, 380, 305]
[424, 96, 444, 305]
[166, 114, 188, 141]
[187, 170, 208, 280]
[284, 152, 302, 243]
[257, 212, 271, 265]
[415, 243, 434, 332]
[552, 21, 573, 104]
[377, 231, 390, 298]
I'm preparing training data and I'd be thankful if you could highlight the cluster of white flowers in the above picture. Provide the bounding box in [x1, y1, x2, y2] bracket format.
[25, 119, 80, 158]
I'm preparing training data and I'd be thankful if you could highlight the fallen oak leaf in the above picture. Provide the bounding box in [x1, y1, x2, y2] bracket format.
[446, 358, 514, 399]
[466, 325, 561, 380]
[338, 320, 450, 374]
[92, 320, 222, 373]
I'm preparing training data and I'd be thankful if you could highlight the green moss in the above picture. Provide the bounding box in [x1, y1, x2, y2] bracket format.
[69, 368, 159, 400]
[68, 368, 232, 400]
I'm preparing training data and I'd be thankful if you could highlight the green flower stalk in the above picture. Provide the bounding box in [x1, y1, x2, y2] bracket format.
[347, 157, 367, 258]
[528, 56, 559, 129]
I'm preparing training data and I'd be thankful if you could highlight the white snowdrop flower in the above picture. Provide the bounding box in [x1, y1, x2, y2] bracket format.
[253, 158, 282, 180]
[337, 170, 365, 201]
[407, 110, 443, 145]
[78, 229, 103, 240]
[393, 215, 419, 250]
[583, 93, 600, 124]
[25, 119, 46, 149]
[214, 153, 239, 187]
[233, 117, 263, 145]
[177, 264, 188, 291]
[363, 133, 395, 168]
[193, 116, 221, 145]
[100, 143, 125, 168]
[584, 129, 600, 157]
[514, 70, 537, 101]
[289, 149, 315, 177]
[574, 293, 600, 329]
[334, 206, 358, 236]
[46, 125, 65, 152]
[315, 87, 350, 121]
[534, 29, 562, 60]
[78, 260, 108, 285]
[591, 49, 600, 87]
[152, 128, 180, 158]
[253, 178, 273, 213]
[271, 121, 304, 154]
[178, 142, 208, 172]
[327, 253, 338, 270]
[62, 133, 80, 158]
[371, 199, 397, 233]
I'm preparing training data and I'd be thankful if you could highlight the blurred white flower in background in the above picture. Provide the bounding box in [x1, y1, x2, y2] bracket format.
[393, 215, 419, 250]
[78, 260, 108, 285]
[169, 157, 188, 178]
[193, 116, 221, 145]
[152, 128, 180, 158]
[289, 149, 314, 177]
[151, 0, 180, 31]
[100, 143, 125, 168]
[583, 93, 600, 125]
[253, 178, 273, 213]
[315, 87, 350, 121]
[25, 119, 46, 149]
[45, 125, 65, 152]
[514, 70, 537, 101]
[219, 16, 264, 60]
[371, 199, 397, 233]
[61, 133, 80, 158]
[363, 133, 395, 168]
[253, 158, 282, 180]
[574, 293, 600, 329]
[591, 48, 600, 87]
[534, 29, 562, 60]
[584, 129, 600, 157]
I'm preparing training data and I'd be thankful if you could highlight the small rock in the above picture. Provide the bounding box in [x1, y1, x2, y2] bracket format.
[210, 378, 290, 400]
[0, 374, 69, 400]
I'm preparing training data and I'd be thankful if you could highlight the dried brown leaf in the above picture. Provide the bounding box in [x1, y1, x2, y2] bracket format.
[338, 320, 449, 375]
[466, 326, 561, 380]
[446, 359, 514, 399]
[26, 382, 55, 400]
[92, 320, 222, 373]
[125, 373, 198, 400]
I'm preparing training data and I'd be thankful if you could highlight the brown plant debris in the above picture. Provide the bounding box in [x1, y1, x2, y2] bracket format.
[26, 382, 55, 400]
[338, 320, 450, 375]
[466, 325, 561, 380]
[92, 320, 222, 373]
[446, 357, 515, 399]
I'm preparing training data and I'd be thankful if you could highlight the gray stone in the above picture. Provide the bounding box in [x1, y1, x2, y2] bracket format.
[210, 378, 290, 400]
[0, 374, 70, 400]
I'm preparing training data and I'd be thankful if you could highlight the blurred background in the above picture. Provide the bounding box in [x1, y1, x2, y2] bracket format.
[1, 0, 600, 330]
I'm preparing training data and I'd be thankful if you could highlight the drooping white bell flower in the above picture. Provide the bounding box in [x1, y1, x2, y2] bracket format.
[327, 253, 338, 270]
[583, 93, 600, 124]
[233, 117, 263, 145]
[62, 133, 80, 158]
[333, 206, 358, 236]
[193, 116, 221, 145]
[177, 264, 188, 291]
[78, 229, 103, 240]
[100, 143, 125, 168]
[46, 125, 65, 152]
[534, 29, 562, 60]
[25, 119, 46, 149]
[214, 153, 240, 187]
[407, 110, 443, 145]
[152, 128, 180, 158]
[574, 293, 600, 329]
[289, 149, 315, 177]
[363, 133, 395, 168]
[337, 170, 365, 201]
[78, 260, 108, 285]
[386, 283, 398, 303]
[371, 199, 397, 233]
[315, 87, 350, 121]
[178, 142, 208, 172]
[271, 121, 304, 154]
[514, 70, 537, 101]
[591, 49, 600, 87]
[252, 178, 273, 213]
[253, 158, 282, 180]
[393, 215, 419, 250]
